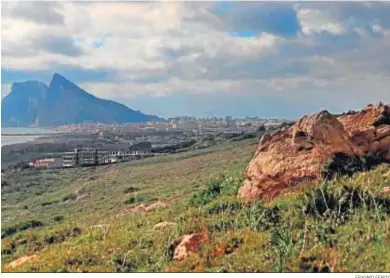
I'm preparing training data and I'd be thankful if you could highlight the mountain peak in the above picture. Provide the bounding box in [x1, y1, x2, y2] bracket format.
[2, 73, 165, 126]
[49, 73, 75, 88]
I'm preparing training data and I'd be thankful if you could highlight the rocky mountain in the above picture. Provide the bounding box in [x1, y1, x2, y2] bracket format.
[238, 103, 390, 202]
[1, 73, 164, 127]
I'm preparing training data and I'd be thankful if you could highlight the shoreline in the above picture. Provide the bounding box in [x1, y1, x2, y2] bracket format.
[1, 134, 59, 148]
[2, 133, 62, 136]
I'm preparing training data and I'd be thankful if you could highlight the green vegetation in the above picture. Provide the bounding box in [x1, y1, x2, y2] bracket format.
[62, 193, 77, 202]
[1, 138, 390, 272]
[1, 220, 44, 239]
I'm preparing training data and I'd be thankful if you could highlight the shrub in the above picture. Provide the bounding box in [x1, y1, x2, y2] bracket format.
[123, 186, 139, 194]
[44, 227, 82, 246]
[321, 153, 384, 181]
[302, 183, 390, 223]
[1, 220, 44, 239]
[220, 176, 243, 196]
[65, 253, 101, 267]
[189, 179, 222, 206]
[269, 225, 297, 272]
[204, 197, 243, 215]
[62, 193, 77, 202]
[41, 200, 58, 206]
[111, 254, 137, 272]
[236, 202, 281, 231]
[124, 195, 146, 205]
[54, 216, 64, 222]
[208, 218, 236, 233]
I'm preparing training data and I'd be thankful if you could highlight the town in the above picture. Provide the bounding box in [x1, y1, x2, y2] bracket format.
[5, 117, 288, 171]
[54, 116, 287, 135]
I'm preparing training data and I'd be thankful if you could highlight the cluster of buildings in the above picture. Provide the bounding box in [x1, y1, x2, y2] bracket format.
[26, 142, 153, 169]
[28, 158, 56, 168]
[62, 142, 152, 167]
[56, 117, 287, 135]
[165, 116, 287, 130]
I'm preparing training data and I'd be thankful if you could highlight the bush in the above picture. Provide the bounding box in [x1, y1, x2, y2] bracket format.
[1, 220, 44, 239]
[189, 179, 222, 206]
[41, 200, 58, 206]
[237, 203, 281, 231]
[124, 195, 145, 205]
[321, 153, 385, 181]
[62, 193, 77, 202]
[220, 176, 243, 196]
[54, 216, 64, 222]
[204, 197, 243, 215]
[44, 227, 82, 245]
[123, 186, 139, 194]
[189, 175, 243, 207]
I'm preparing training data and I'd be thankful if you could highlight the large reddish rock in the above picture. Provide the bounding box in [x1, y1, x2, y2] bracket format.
[237, 110, 364, 202]
[173, 231, 208, 261]
[337, 103, 390, 161]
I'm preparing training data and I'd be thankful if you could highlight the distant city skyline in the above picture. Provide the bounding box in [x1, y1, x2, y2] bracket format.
[2, 1, 390, 119]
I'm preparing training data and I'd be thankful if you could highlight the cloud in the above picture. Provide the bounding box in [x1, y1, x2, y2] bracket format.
[38, 36, 84, 57]
[1, 1, 390, 118]
[297, 8, 346, 35]
[1, 2, 64, 25]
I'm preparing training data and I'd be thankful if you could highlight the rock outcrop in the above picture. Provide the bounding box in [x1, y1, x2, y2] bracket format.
[238, 103, 390, 202]
[337, 103, 390, 161]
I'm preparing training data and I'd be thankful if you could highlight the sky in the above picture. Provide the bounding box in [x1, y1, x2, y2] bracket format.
[2, 1, 390, 119]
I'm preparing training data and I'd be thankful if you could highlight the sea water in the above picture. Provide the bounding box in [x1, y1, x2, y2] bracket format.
[1, 127, 58, 146]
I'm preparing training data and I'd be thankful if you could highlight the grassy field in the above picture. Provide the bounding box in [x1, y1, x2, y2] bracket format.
[1, 138, 390, 272]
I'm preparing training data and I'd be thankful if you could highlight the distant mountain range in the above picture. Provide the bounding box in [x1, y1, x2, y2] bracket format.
[1, 73, 164, 127]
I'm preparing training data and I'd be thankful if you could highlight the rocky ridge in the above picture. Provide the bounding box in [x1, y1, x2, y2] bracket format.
[238, 103, 390, 202]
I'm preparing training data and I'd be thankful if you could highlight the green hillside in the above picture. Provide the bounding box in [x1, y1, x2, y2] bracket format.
[2, 138, 390, 272]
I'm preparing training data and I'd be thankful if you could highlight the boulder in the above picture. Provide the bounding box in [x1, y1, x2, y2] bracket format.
[237, 110, 364, 202]
[173, 232, 208, 261]
[337, 103, 390, 161]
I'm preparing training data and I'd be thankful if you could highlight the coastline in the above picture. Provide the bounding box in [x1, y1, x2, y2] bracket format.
[1, 135, 43, 147]
[1, 127, 61, 147]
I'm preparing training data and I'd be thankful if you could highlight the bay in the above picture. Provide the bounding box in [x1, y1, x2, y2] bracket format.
[1, 127, 58, 146]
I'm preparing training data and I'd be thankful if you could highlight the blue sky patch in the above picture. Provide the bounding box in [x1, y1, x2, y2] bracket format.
[219, 1, 232, 12]
[92, 33, 112, 49]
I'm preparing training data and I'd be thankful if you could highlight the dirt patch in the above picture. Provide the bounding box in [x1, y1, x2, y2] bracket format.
[116, 201, 168, 217]
[7, 254, 38, 269]
[379, 187, 390, 196]
[153, 221, 177, 230]
[76, 186, 88, 200]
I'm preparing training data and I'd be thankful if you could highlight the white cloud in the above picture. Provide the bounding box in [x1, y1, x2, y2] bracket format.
[297, 8, 346, 35]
